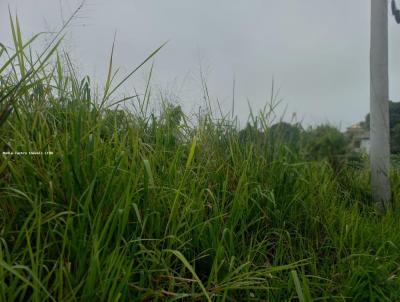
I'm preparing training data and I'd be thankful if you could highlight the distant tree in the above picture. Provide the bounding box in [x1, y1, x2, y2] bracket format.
[389, 101, 400, 129]
[362, 114, 370, 130]
[160, 104, 183, 129]
[269, 122, 302, 152]
[238, 123, 266, 146]
[269, 122, 301, 142]
[392, 124, 400, 154]
[363, 101, 400, 130]
[159, 104, 185, 147]
[304, 125, 348, 169]
[100, 108, 130, 141]
[362, 101, 400, 154]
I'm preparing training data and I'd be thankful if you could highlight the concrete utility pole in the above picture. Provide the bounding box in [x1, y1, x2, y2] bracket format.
[370, 0, 391, 210]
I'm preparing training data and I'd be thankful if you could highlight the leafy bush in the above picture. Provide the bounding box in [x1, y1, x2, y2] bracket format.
[304, 125, 349, 169]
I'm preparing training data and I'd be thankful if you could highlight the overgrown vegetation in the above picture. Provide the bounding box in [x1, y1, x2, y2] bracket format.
[361, 100, 400, 154]
[1, 16, 400, 302]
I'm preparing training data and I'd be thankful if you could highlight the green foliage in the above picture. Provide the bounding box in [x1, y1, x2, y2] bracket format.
[392, 124, 400, 154]
[304, 125, 349, 169]
[389, 101, 400, 130]
[269, 121, 302, 151]
[363, 101, 400, 154]
[1, 19, 400, 302]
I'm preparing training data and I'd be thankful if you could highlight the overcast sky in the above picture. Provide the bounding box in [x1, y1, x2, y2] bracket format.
[2, 0, 400, 128]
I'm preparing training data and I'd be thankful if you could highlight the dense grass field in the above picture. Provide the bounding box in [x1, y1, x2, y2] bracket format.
[1, 17, 400, 301]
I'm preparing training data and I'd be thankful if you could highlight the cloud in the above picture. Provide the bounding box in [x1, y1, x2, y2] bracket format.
[2, 0, 400, 128]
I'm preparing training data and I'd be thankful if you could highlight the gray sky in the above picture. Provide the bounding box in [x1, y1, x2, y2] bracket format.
[2, 0, 400, 128]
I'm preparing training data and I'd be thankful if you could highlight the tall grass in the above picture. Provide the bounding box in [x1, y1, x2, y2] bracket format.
[1, 15, 400, 302]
